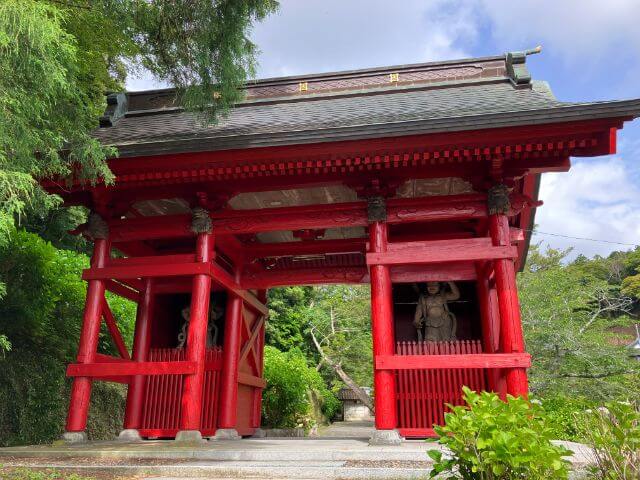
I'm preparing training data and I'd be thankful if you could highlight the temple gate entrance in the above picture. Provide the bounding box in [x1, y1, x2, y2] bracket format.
[48, 50, 639, 444]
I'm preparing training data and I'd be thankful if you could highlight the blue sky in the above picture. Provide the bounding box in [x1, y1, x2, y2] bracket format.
[127, 0, 640, 258]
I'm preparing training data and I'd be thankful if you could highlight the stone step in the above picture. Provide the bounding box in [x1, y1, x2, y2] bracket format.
[0, 443, 441, 462]
[3, 462, 433, 479]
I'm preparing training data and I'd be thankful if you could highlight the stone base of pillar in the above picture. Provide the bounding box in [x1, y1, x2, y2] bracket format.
[117, 429, 142, 442]
[252, 428, 266, 438]
[368, 429, 403, 446]
[211, 428, 241, 441]
[175, 430, 204, 443]
[61, 431, 87, 444]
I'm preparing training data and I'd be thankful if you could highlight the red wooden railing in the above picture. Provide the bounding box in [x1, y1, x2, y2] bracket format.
[139, 347, 222, 438]
[395, 340, 487, 438]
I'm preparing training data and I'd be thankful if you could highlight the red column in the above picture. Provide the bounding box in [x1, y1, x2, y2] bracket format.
[124, 278, 155, 430]
[475, 263, 501, 393]
[218, 275, 243, 429]
[179, 231, 214, 433]
[489, 214, 528, 397]
[369, 221, 398, 430]
[65, 238, 110, 433]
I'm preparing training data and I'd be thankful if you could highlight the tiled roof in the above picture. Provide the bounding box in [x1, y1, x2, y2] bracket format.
[96, 53, 640, 157]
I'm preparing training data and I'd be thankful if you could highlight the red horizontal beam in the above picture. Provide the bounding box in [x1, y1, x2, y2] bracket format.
[390, 262, 477, 282]
[245, 238, 366, 260]
[83, 262, 211, 280]
[375, 353, 531, 370]
[85, 257, 268, 315]
[107, 193, 524, 242]
[241, 262, 478, 289]
[367, 238, 518, 266]
[238, 372, 267, 389]
[66, 360, 197, 377]
[108, 253, 196, 267]
[398, 428, 437, 438]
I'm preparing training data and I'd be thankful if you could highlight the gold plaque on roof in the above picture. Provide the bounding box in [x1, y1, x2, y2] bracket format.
[389, 72, 399, 82]
[299, 82, 308, 92]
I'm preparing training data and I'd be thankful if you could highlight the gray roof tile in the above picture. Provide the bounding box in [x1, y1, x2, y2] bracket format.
[95, 67, 640, 157]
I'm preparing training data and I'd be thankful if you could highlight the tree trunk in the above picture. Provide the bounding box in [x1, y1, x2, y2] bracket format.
[310, 328, 374, 413]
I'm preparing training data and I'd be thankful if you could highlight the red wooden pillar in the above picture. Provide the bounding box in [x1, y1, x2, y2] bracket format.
[489, 214, 528, 398]
[178, 231, 214, 439]
[369, 221, 398, 431]
[64, 237, 111, 438]
[475, 263, 501, 393]
[217, 271, 243, 435]
[123, 278, 155, 431]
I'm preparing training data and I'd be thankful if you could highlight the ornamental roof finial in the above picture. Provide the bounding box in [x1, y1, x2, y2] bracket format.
[506, 45, 543, 86]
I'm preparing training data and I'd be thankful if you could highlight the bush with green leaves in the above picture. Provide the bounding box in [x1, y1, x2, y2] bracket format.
[0, 229, 135, 445]
[580, 401, 640, 480]
[428, 387, 571, 479]
[262, 346, 339, 429]
[541, 394, 597, 441]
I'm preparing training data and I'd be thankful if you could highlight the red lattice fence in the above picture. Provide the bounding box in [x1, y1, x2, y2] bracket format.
[395, 340, 487, 437]
[139, 347, 222, 438]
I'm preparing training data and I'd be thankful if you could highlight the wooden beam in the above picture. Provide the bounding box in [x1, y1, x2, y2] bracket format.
[83, 262, 211, 280]
[389, 263, 477, 283]
[239, 315, 266, 366]
[107, 193, 534, 242]
[104, 279, 140, 302]
[101, 298, 131, 360]
[375, 353, 531, 370]
[238, 372, 267, 389]
[108, 253, 196, 267]
[209, 262, 269, 316]
[367, 238, 518, 266]
[242, 266, 368, 289]
[245, 238, 366, 260]
[241, 262, 478, 289]
[66, 360, 197, 377]
[399, 428, 437, 438]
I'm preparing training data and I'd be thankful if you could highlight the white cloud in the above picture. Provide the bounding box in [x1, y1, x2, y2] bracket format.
[478, 0, 640, 63]
[250, 0, 476, 78]
[534, 157, 640, 258]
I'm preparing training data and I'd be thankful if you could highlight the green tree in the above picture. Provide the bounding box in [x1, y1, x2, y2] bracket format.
[518, 245, 638, 400]
[0, 0, 278, 244]
[304, 285, 373, 388]
[0, 0, 278, 346]
[266, 287, 315, 354]
[0, 229, 136, 445]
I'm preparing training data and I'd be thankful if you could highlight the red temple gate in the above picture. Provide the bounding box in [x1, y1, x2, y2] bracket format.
[47, 49, 639, 443]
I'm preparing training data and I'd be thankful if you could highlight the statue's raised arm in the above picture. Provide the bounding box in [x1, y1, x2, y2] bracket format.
[444, 281, 460, 301]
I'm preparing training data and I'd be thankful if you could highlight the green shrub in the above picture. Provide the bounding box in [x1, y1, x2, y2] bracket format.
[580, 401, 640, 480]
[262, 346, 339, 429]
[0, 229, 135, 445]
[540, 395, 596, 441]
[428, 387, 571, 479]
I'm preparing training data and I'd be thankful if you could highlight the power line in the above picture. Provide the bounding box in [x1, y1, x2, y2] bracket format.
[527, 230, 639, 248]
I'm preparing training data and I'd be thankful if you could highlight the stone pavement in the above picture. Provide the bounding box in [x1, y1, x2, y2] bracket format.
[315, 420, 376, 438]
[0, 432, 593, 479]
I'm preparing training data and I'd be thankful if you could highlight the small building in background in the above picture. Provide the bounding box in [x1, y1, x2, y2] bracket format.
[338, 388, 374, 422]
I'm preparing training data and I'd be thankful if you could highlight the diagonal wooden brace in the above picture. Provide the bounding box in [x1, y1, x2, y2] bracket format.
[239, 314, 265, 375]
[102, 297, 131, 360]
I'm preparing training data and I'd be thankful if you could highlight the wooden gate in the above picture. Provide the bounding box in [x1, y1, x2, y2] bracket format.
[395, 340, 487, 437]
[139, 347, 222, 438]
